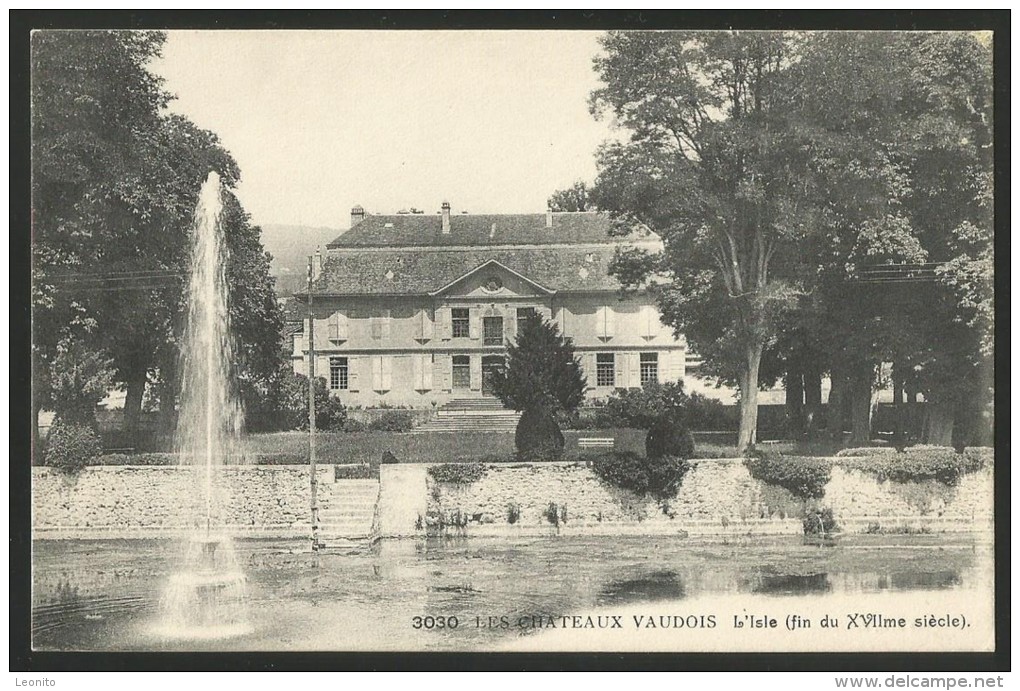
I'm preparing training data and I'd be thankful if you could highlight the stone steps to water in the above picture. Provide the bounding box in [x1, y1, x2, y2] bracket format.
[318, 480, 379, 542]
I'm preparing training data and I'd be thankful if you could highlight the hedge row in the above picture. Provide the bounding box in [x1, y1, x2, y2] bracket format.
[838, 446, 991, 486]
[746, 446, 992, 497]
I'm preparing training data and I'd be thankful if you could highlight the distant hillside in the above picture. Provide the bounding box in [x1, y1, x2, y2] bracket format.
[259, 223, 345, 296]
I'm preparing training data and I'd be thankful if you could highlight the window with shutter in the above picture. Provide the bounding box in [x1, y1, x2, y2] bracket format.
[469, 309, 481, 340]
[452, 355, 471, 389]
[381, 356, 392, 390]
[451, 308, 470, 338]
[329, 357, 349, 390]
[596, 353, 615, 387]
[640, 352, 659, 385]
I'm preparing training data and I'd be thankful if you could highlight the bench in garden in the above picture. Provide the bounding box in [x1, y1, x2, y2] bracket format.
[578, 437, 615, 450]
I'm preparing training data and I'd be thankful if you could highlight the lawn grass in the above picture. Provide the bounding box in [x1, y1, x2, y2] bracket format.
[243, 428, 648, 464]
[242, 428, 841, 465]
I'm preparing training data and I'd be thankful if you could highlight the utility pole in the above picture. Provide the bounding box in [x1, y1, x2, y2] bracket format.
[307, 256, 320, 551]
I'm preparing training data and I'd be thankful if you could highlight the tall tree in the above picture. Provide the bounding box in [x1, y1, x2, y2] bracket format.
[32, 30, 284, 445]
[590, 31, 816, 449]
[547, 181, 595, 212]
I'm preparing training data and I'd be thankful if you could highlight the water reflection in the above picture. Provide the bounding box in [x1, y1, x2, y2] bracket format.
[597, 571, 686, 606]
[752, 572, 832, 595]
[32, 534, 988, 651]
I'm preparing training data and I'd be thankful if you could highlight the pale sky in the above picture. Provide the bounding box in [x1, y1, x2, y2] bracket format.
[152, 30, 617, 229]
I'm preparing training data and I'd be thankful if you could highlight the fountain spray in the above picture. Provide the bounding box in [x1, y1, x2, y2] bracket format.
[158, 172, 249, 639]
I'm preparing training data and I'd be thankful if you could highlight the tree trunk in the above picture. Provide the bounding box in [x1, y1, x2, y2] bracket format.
[156, 380, 178, 449]
[784, 363, 804, 437]
[826, 368, 848, 439]
[848, 367, 873, 446]
[737, 345, 763, 451]
[803, 362, 823, 435]
[123, 370, 147, 448]
[923, 402, 955, 446]
[892, 369, 904, 446]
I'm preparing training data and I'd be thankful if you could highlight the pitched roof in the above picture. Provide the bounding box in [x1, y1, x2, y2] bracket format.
[327, 211, 656, 248]
[311, 245, 629, 296]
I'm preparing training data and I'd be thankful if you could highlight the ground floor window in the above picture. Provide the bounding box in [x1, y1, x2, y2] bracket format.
[640, 352, 659, 385]
[330, 357, 349, 390]
[452, 355, 471, 389]
[596, 353, 615, 387]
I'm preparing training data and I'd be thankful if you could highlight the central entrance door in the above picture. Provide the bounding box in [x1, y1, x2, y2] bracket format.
[481, 355, 504, 397]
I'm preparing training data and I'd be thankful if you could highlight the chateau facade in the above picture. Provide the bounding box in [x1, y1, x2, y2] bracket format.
[291, 203, 690, 408]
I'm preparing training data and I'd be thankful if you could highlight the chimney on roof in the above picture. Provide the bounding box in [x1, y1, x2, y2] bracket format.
[312, 246, 323, 281]
[546, 208, 553, 228]
[441, 201, 451, 234]
[350, 205, 365, 228]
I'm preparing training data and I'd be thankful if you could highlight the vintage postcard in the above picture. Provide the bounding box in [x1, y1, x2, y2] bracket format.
[24, 21, 1001, 661]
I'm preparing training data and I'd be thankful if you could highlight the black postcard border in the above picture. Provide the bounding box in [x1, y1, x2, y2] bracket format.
[9, 9, 1011, 673]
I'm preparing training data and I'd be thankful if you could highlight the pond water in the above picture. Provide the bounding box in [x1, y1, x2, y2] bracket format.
[32, 534, 993, 652]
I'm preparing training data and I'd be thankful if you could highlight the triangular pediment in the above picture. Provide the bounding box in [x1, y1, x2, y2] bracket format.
[430, 259, 555, 298]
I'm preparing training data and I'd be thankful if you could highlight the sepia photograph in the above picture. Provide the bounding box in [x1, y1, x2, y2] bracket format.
[16, 13, 1005, 668]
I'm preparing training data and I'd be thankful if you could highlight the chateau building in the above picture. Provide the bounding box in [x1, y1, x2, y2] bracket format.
[291, 203, 691, 408]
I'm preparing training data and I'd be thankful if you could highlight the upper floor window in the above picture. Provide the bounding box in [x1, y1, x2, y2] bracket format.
[516, 307, 536, 336]
[452, 308, 470, 338]
[596, 353, 615, 387]
[330, 357, 349, 390]
[640, 352, 659, 385]
[483, 316, 504, 346]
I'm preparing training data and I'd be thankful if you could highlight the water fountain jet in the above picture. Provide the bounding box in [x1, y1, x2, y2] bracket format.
[156, 172, 250, 640]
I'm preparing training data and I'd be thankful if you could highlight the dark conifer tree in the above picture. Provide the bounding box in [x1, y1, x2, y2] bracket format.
[490, 312, 587, 414]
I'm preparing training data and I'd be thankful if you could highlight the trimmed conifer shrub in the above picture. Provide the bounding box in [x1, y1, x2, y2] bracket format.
[645, 416, 696, 460]
[515, 406, 565, 461]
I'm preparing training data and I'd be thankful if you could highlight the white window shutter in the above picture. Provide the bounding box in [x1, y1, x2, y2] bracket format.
[372, 356, 383, 391]
[643, 305, 656, 339]
[585, 352, 597, 388]
[348, 356, 361, 392]
[507, 311, 517, 341]
[432, 354, 450, 391]
[381, 309, 392, 340]
[604, 305, 616, 337]
[421, 354, 433, 390]
[436, 306, 451, 340]
[469, 355, 482, 390]
[412, 353, 422, 389]
[382, 356, 392, 390]
[337, 311, 349, 340]
[559, 306, 570, 337]
[628, 352, 640, 388]
[419, 308, 434, 341]
[668, 350, 685, 382]
[469, 309, 481, 340]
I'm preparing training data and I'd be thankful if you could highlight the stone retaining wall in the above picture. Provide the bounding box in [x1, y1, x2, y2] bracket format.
[32, 458, 994, 539]
[32, 465, 335, 539]
[378, 459, 994, 537]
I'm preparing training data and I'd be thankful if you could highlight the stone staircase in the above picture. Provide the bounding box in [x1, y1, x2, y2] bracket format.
[317, 479, 380, 542]
[415, 398, 521, 433]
